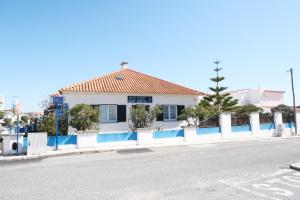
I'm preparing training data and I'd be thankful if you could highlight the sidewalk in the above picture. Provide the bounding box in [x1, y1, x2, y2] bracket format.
[1, 135, 300, 164]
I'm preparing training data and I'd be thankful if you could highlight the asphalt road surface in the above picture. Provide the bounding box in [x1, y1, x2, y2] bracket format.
[1, 138, 300, 200]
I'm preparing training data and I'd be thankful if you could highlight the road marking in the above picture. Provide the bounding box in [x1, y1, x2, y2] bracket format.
[219, 180, 282, 200]
[219, 169, 300, 200]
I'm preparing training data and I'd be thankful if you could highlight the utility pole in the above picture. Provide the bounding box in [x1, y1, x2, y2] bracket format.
[288, 68, 297, 134]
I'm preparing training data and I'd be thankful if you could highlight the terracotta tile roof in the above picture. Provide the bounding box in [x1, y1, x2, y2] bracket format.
[57, 68, 204, 96]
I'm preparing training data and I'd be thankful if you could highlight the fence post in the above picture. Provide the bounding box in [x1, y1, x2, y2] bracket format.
[250, 112, 260, 135]
[296, 112, 300, 135]
[220, 113, 231, 139]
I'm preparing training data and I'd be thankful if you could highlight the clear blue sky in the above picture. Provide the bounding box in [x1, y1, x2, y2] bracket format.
[0, 0, 299, 112]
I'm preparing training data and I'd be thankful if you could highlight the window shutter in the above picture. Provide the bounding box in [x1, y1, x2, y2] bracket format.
[156, 105, 164, 121]
[117, 105, 127, 122]
[177, 105, 185, 120]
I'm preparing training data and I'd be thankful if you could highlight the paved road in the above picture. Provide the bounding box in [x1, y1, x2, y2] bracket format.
[1, 138, 300, 200]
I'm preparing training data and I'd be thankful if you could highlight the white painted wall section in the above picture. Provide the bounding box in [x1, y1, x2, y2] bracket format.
[183, 127, 197, 144]
[250, 112, 260, 135]
[63, 92, 200, 133]
[296, 112, 300, 135]
[220, 113, 231, 138]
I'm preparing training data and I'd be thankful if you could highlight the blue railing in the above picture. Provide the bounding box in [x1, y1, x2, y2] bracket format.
[260, 123, 275, 130]
[97, 132, 137, 143]
[197, 127, 221, 135]
[284, 122, 295, 128]
[153, 129, 184, 139]
[47, 135, 77, 146]
[231, 125, 251, 132]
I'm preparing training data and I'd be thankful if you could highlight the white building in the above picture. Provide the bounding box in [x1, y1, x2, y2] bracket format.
[0, 95, 4, 111]
[55, 63, 205, 133]
[230, 87, 285, 112]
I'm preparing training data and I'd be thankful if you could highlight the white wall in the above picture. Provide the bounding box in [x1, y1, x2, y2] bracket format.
[63, 92, 201, 133]
[230, 88, 284, 110]
[0, 95, 4, 111]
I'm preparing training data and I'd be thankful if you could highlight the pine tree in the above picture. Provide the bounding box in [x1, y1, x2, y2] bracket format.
[200, 61, 238, 114]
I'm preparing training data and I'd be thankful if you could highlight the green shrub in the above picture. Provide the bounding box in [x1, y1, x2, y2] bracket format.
[3, 118, 12, 127]
[69, 104, 100, 132]
[234, 104, 264, 118]
[129, 105, 162, 130]
[38, 113, 68, 136]
[0, 111, 4, 120]
[21, 115, 29, 125]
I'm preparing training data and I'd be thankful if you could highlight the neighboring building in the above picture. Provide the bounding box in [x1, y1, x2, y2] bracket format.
[0, 95, 4, 111]
[55, 63, 205, 132]
[230, 87, 285, 112]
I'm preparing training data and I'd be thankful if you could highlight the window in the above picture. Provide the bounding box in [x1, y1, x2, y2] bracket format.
[100, 105, 117, 123]
[128, 96, 152, 103]
[163, 105, 177, 121]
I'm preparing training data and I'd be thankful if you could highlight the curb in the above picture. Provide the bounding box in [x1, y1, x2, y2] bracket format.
[1, 135, 300, 164]
[290, 163, 300, 171]
[0, 149, 113, 164]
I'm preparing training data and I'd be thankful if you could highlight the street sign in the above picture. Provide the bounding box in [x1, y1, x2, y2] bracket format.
[53, 96, 64, 105]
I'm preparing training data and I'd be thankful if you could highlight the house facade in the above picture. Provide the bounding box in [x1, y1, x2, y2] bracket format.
[55, 63, 205, 133]
[230, 87, 285, 112]
[0, 95, 4, 111]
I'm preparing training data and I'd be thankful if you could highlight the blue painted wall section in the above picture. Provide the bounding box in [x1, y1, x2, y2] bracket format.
[97, 132, 137, 143]
[47, 135, 77, 146]
[260, 123, 275, 130]
[153, 129, 184, 139]
[23, 137, 28, 149]
[284, 122, 295, 128]
[231, 125, 251, 133]
[197, 127, 221, 135]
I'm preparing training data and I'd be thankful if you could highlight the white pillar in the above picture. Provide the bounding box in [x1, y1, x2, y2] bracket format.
[274, 112, 283, 136]
[183, 127, 197, 143]
[296, 112, 300, 135]
[250, 112, 260, 135]
[220, 113, 231, 138]
[137, 128, 153, 145]
[274, 112, 283, 128]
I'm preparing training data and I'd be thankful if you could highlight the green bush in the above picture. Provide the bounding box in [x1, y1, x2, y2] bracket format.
[3, 118, 12, 127]
[38, 113, 69, 136]
[234, 104, 264, 118]
[21, 115, 29, 125]
[271, 104, 293, 116]
[179, 102, 216, 127]
[69, 104, 100, 132]
[0, 111, 4, 120]
[129, 105, 162, 130]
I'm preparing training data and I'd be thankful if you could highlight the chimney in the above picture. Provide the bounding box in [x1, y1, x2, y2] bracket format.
[120, 62, 128, 69]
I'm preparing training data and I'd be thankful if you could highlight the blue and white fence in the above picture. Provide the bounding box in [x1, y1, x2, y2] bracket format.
[19, 111, 300, 151]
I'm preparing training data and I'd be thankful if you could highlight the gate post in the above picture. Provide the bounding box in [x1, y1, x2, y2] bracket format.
[220, 113, 231, 139]
[274, 112, 283, 136]
[250, 112, 260, 135]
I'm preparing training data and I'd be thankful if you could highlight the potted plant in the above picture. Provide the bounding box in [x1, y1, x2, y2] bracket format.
[129, 105, 161, 145]
[69, 104, 100, 148]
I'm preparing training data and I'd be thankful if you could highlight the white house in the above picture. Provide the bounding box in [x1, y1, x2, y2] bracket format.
[230, 87, 285, 112]
[55, 63, 205, 133]
[0, 95, 4, 111]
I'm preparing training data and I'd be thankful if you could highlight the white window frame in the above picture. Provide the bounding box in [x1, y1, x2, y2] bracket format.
[163, 105, 177, 121]
[100, 105, 117, 123]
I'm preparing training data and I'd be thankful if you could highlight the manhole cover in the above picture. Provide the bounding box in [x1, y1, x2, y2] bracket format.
[117, 148, 153, 154]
